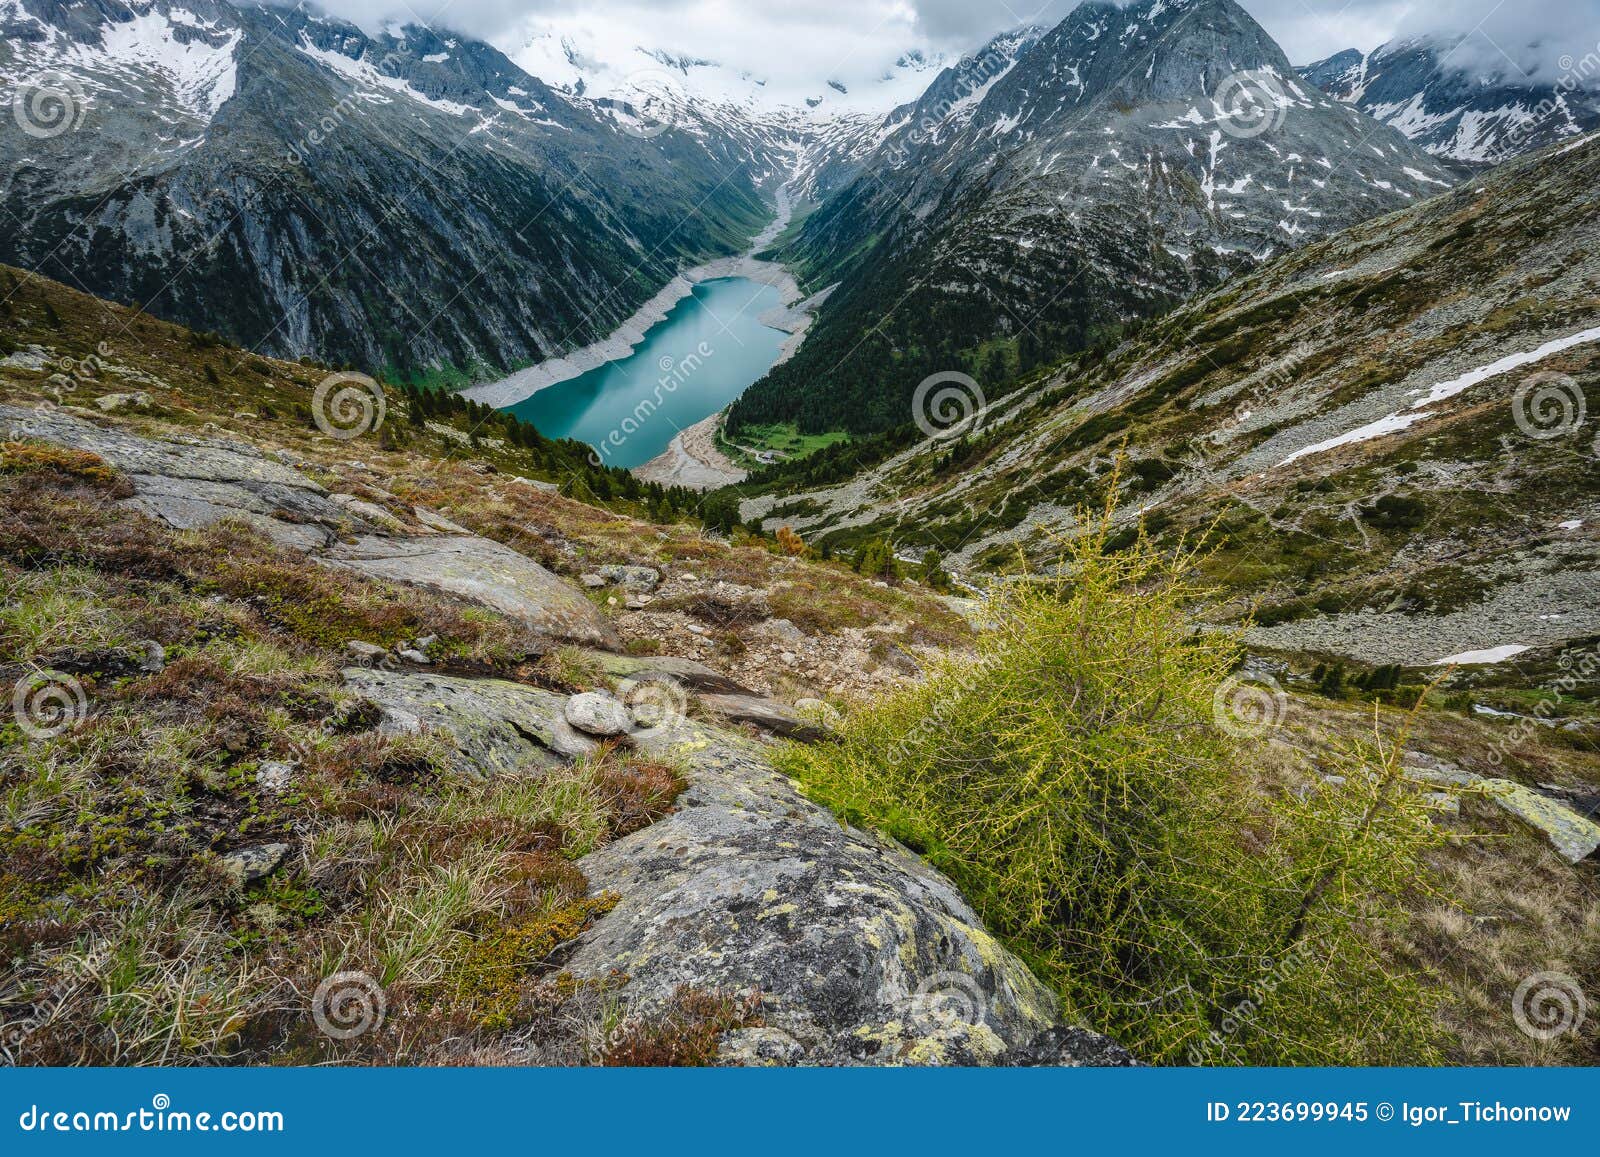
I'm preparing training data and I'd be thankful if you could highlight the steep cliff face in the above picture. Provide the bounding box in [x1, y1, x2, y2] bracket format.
[730, 0, 1456, 437]
[0, 0, 772, 381]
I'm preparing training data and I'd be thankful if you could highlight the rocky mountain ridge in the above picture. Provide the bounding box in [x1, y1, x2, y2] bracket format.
[729, 0, 1458, 438]
[1300, 37, 1600, 167]
[0, 0, 775, 381]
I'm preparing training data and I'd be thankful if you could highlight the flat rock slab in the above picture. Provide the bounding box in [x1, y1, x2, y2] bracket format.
[341, 667, 588, 777]
[697, 692, 829, 742]
[1490, 781, 1600, 864]
[1, 405, 349, 549]
[4, 406, 617, 649]
[324, 534, 619, 648]
[2, 406, 323, 492]
[568, 722, 1130, 1066]
[580, 650, 755, 697]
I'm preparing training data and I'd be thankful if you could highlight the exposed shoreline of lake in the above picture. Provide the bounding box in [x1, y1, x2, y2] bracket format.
[460, 185, 813, 411]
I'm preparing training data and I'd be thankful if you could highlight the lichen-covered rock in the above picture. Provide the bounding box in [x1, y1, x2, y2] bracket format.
[579, 650, 755, 696]
[411, 505, 470, 534]
[322, 534, 619, 648]
[598, 564, 660, 591]
[219, 843, 289, 885]
[255, 761, 293, 794]
[564, 692, 633, 737]
[1407, 759, 1600, 864]
[566, 722, 1130, 1066]
[341, 667, 578, 777]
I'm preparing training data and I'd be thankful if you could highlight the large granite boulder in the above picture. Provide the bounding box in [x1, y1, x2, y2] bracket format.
[570, 722, 1128, 1065]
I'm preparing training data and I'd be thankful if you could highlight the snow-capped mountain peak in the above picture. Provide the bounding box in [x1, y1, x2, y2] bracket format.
[1300, 37, 1600, 165]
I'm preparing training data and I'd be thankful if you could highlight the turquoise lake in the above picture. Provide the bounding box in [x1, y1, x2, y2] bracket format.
[505, 277, 788, 468]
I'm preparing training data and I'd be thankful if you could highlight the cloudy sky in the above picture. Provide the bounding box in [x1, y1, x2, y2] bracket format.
[306, 0, 1600, 95]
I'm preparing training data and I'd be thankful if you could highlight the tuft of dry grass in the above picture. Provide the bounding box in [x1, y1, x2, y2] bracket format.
[600, 986, 764, 1066]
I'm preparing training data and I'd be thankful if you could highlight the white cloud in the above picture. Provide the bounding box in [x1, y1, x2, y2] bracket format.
[282, 0, 1600, 88]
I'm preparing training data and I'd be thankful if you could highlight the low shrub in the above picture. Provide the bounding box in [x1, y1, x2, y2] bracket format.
[779, 505, 1446, 1064]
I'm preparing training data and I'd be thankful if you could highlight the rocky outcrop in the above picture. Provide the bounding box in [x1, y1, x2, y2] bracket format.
[1, 405, 617, 648]
[342, 667, 588, 776]
[322, 534, 619, 649]
[1406, 758, 1600, 865]
[578, 650, 756, 697]
[2, 404, 346, 551]
[696, 692, 830, 741]
[341, 665, 1130, 1066]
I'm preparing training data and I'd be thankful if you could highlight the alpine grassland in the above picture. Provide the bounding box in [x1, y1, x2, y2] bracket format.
[780, 499, 1449, 1064]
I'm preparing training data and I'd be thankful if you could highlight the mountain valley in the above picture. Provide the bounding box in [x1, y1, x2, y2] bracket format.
[2, 0, 1598, 1072]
